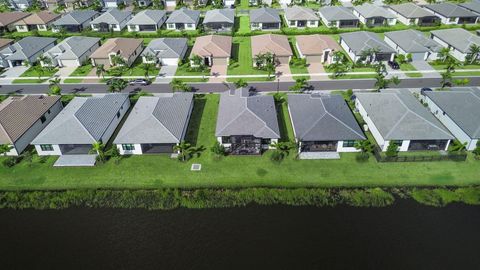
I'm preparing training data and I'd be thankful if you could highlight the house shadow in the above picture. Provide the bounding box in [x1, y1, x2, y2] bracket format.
[275, 100, 291, 142]
[184, 96, 207, 147]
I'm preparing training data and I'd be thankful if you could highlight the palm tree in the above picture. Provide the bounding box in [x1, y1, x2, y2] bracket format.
[289, 77, 308, 92]
[440, 71, 452, 88]
[0, 144, 12, 156]
[33, 65, 45, 81]
[170, 79, 190, 92]
[90, 141, 106, 162]
[271, 141, 294, 156]
[438, 47, 451, 63]
[48, 78, 62, 95]
[449, 139, 467, 152]
[110, 55, 126, 67]
[355, 140, 373, 153]
[96, 64, 106, 79]
[467, 44, 480, 64]
[173, 141, 192, 162]
[108, 78, 128, 93]
[234, 79, 248, 88]
[141, 63, 155, 79]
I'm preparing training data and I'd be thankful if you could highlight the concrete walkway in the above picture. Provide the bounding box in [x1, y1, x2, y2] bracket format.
[411, 61, 441, 78]
[308, 62, 329, 80]
[155, 65, 177, 83]
[276, 64, 294, 82]
[0, 66, 29, 84]
[54, 66, 77, 83]
[299, 152, 340, 160]
[82, 67, 100, 83]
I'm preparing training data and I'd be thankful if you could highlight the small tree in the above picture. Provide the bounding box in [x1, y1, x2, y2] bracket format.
[467, 44, 480, 64]
[96, 64, 106, 79]
[0, 144, 13, 156]
[108, 78, 128, 93]
[210, 141, 226, 158]
[454, 78, 469, 86]
[385, 141, 398, 157]
[270, 141, 294, 162]
[141, 63, 155, 79]
[90, 141, 106, 163]
[170, 79, 191, 92]
[438, 47, 451, 63]
[289, 77, 308, 92]
[234, 79, 248, 88]
[472, 141, 480, 159]
[440, 70, 452, 89]
[355, 140, 373, 161]
[448, 139, 467, 153]
[174, 141, 193, 162]
[48, 78, 62, 95]
[190, 54, 206, 71]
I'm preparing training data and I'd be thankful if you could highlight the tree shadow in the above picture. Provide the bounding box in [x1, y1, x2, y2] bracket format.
[184, 96, 206, 147]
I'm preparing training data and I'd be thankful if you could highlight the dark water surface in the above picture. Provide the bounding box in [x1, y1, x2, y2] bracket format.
[0, 201, 479, 270]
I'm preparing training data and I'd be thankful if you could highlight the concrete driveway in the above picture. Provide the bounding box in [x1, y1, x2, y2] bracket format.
[276, 64, 293, 82]
[155, 65, 177, 83]
[54, 66, 77, 82]
[385, 63, 407, 79]
[0, 66, 28, 84]
[411, 61, 441, 78]
[209, 64, 227, 83]
[308, 62, 329, 80]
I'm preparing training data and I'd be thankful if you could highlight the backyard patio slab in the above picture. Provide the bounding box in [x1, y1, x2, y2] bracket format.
[54, 155, 97, 167]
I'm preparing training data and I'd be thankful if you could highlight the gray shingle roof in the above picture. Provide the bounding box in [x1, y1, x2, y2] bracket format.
[339, 31, 395, 54]
[91, 8, 131, 25]
[32, 94, 129, 145]
[127, 9, 166, 25]
[284, 6, 319, 21]
[141, 38, 187, 58]
[165, 8, 200, 24]
[53, 10, 98, 26]
[318, 6, 358, 21]
[114, 93, 193, 144]
[431, 28, 480, 53]
[0, 37, 56, 61]
[250, 8, 281, 23]
[215, 88, 280, 139]
[44, 36, 100, 60]
[356, 89, 453, 140]
[388, 3, 437, 18]
[203, 9, 234, 24]
[423, 88, 480, 139]
[460, 2, 480, 14]
[288, 94, 365, 141]
[385, 29, 442, 53]
[425, 3, 478, 18]
[353, 3, 396, 19]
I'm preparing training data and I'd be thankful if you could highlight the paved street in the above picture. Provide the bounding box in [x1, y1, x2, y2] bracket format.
[1, 76, 479, 95]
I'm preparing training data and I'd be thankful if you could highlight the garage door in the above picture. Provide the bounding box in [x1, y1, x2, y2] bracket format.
[213, 57, 228, 65]
[306, 55, 323, 64]
[59, 59, 80, 67]
[410, 52, 426, 61]
[276, 56, 290, 64]
[161, 58, 179, 66]
[93, 58, 110, 66]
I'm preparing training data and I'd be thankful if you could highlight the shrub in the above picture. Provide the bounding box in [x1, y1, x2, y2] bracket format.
[410, 189, 458, 207]
[270, 150, 284, 163]
[385, 141, 399, 157]
[2, 157, 20, 168]
[210, 141, 226, 158]
[355, 152, 370, 162]
[339, 188, 395, 207]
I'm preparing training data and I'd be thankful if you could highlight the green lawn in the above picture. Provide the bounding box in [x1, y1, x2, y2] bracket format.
[20, 66, 58, 78]
[430, 62, 480, 76]
[325, 67, 377, 79]
[2, 93, 480, 190]
[236, 16, 251, 35]
[70, 64, 94, 77]
[11, 79, 47, 84]
[288, 37, 310, 80]
[174, 62, 209, 82]
[117, 59, 160, 77]
[227, 36, 272, 82]
[63, 78, 83, 83]
[400, 63, 422, 78]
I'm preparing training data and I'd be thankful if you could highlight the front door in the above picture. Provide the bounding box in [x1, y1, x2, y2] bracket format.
[297, 20, 306, 27]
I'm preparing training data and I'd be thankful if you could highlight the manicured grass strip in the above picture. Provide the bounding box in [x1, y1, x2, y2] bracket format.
[63, 78, 83, 83]
[400, 63, 422, 77]
[12, 79, 47, 84]
[174, 62, 209, 82]
[70, 64, 94, 77]
[236, 16, 251, 35]
[228, 37, 270, 77]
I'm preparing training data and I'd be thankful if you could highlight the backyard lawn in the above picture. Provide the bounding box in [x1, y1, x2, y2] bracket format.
[1, 93, 480, 190]
[236, 16, 251, 35]
[227, 37, 272, 82]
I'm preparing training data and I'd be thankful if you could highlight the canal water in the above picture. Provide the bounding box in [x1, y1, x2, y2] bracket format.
[0, 201, 479, 269]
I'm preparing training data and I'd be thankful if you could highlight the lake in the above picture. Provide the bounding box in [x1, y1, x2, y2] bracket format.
[0, 201, 479, 269]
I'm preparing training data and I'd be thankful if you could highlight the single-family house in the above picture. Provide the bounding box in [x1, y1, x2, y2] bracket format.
[421, 88, 480, 151]
[63, 0, 93, 8]
[284, 6, 319, 28]
[0, 95, 62, 156]
[288, 93, 365, 155]
[295, 34, 341, 64]
[191, 35, 232, 67]
[251, 34, 293, 66]
[215, 88, 280, 155]
[32, 94, 130, 156]
[42, 0, 65, 9]
[203, 9, 235, 33]
[90, 8, 132, 32]
[127, 10, 166, 32]
[388, 3, 440, 26]
[424, 3, 478, 24]
[141, 38, 188, 66]
[163, 0, 176, 8]
[223, 0, 234, 7]
[114, 93, 194, 155]
[14, 11, 60, 32]
[250, 8, 281, 31]
[384, 29, 442, 61]
[9, 0, 33, 10]
[355, 90, 454, 152]
[136, 0, 152, 7]
[0, 39, 14, 51]
[352, 3, 397, 27]
[90, 38, 143, 68]
[103, 0, 126, 8]
[0, 37, 57, 68]
[42, 36, 101, 67]
[430, 28, 480, 62]
[459, 2, 480, 16]
[0, 12, 30, 33]
[165, 8, 200, 31]
[318, 6, 359, 28]
[52, 10, 99, 33]
[339, 31, 396, 62]
[249, 0, 272, 6]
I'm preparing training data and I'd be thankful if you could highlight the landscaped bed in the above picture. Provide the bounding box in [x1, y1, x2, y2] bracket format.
[1, 94, 480, 191]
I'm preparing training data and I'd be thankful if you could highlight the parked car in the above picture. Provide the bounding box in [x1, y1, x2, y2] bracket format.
[129, 79, 151, 86]
[388, 61, 399, 70]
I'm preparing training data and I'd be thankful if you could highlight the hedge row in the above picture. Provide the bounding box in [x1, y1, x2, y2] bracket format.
[0, 187, 478, 210]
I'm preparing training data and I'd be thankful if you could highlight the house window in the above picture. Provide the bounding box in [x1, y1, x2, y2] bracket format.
[251, 23, 259, 28]
[290, 21, 295, 26]
[40, 144, 54, 151]
[222, 136, 231, 143]
[309, 21, 316, 26]
[261, 138, 271, 145]
[40, 115, 47, 123]
[392, 140, 403, 146]
[167, 23, 175, 28]
[122, 144, 135, 151]
[449, 17, 456, 22]
[187, 23, 193, 28]
[343, 140, 355, 147]
[117, 112, 120, 118]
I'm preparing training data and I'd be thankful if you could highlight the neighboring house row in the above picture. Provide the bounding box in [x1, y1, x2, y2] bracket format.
[14, 11, 60, 32]
[90, 8, 132, 32]
[0, 36, 57, 68]
[295, 34, 340, 64]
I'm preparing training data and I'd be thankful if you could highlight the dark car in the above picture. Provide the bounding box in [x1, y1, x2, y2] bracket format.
[388, 61, 400, 70]
[129, 79, 151, 86]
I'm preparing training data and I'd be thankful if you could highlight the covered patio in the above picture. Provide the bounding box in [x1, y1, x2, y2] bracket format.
[54, 154, 97, 167]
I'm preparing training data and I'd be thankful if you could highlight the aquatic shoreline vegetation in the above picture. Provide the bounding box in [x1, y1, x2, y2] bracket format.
[0, 187, 478, 210]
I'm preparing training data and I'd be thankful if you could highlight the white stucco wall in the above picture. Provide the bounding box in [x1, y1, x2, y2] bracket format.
[336, 141, 361, 152]
[356, 98, 386, 150]
[431, 35, 467, 61]
[35, 144, 62, 156]
[117, 143, 143, 155]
